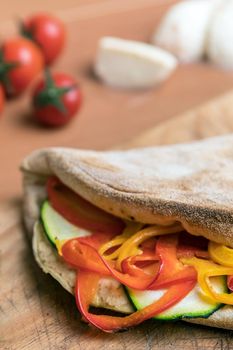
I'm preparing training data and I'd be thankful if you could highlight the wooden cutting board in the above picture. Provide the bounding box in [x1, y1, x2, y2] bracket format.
[1, 90, 233, 350]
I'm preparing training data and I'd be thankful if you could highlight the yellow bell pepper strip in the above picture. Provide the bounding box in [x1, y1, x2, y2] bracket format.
[99, 222, 143, 260]
[115, 223, 183, 270]
[75, 269, 196, 332]
[208, 241, 233, 292]
[55, 238, 67, 256]
[209, 241, 233, 267]
[181, 257, 233, 304]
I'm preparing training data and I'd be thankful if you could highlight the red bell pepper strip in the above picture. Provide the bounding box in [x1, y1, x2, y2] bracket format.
[121, 250, 158, 278]
[62, 239, 111, 276]
[228, 276, 233, 292]
[121, 242, 202, 282]
[47, 176, 125, 235]
[78, 232, 114, 250]
[62, 234, 197, 290]
[75, 269, 196, 332]
[148, 235, 197, 289]
[97, 235, 197, 290]
[99, 252, 158, 290]
[62, 239, 157, 289]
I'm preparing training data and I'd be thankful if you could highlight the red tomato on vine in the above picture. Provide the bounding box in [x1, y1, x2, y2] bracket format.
[0, 38, 44, 96]
[22, 13, 66, 65]
[33, 70, 82, 127]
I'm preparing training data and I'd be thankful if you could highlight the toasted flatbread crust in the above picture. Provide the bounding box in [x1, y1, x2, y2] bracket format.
[22, 134, 233, 329]
[22, 135, 233, 245]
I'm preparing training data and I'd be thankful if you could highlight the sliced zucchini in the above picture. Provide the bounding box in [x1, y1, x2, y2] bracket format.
[127, 277, 227, 320]
[41, 200, 91, 245]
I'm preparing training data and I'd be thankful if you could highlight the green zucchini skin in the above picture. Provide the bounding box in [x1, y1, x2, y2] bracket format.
[126, 277, 227, 321]
[40, 200, 91, 245]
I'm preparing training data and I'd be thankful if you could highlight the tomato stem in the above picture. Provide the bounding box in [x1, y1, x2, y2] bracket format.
[0, 51, 19, 93]
[20, 20, 34, 41]
[35, 69, 73, 113]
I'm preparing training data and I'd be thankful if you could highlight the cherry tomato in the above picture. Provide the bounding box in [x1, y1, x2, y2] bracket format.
[0, 85, 5, 114]
[33, 70, 82, 127]
[0, 38, 44, 96]
[22, 13, 66, 65]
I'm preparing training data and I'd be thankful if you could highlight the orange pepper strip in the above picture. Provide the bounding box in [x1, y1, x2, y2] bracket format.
[148, 235, 197, 290]
[62, 239, 111, 276]
[121, 250, 158, 278]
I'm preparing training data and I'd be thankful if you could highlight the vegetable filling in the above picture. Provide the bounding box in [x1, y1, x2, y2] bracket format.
[40, 176, 232, 332]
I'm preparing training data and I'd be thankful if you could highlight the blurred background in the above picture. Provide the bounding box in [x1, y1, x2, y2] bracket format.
[0, 0, 233, 201]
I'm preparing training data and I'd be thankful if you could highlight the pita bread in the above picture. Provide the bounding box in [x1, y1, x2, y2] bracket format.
[21, 134, 233, 330]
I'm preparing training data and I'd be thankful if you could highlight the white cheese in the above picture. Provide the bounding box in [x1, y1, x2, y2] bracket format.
[94, 36, 177, 89]
[206, 0, 233, 69]
[152, 0, 223, 63]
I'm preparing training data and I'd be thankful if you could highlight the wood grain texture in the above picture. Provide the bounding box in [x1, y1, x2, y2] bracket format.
[1, 0, 233, 349]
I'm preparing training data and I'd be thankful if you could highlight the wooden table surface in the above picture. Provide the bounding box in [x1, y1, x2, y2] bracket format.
[1, 1, 233, 349]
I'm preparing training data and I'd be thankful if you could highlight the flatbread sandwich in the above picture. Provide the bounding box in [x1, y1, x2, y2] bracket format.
[21, 134, 233, 332]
